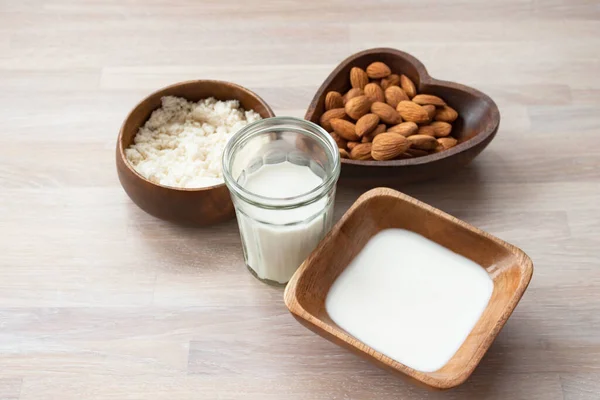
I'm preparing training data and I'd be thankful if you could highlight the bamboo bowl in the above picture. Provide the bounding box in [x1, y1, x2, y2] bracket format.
[284, 188, 533, 389]
[305, 48, 501, 184]
[116, 80, 275, 226]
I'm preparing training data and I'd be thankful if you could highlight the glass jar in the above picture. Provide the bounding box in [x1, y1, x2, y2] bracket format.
[222, 117, 341, 285]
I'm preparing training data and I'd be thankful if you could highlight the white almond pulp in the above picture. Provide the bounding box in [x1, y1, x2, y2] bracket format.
[125, 96, 261, 188]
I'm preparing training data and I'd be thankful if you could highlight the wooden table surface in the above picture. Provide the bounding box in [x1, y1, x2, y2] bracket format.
[1, 1, 599, 399]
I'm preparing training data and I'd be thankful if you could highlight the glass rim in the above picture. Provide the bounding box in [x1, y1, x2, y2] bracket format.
[222, 116, 341, 209]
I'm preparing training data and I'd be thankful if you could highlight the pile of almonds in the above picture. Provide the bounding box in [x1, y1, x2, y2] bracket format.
[319, 61, 460, 161]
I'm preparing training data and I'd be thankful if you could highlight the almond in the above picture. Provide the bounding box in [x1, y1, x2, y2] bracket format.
[400, 74, 417, 98]
[412, 94, 446, 107]
[355, 113, 380, 137]
[347, 141, 359, 150]
[437, 137, 458, 150]
[372, 133, 410, 161]
[319, 108, 347, 131]
[339, 148, 350, 159]
[435, 105, 458, 122]
[371, 101, 402, 124]
[350, 67, 369, 89]
[387, 121, 418, 137]
[362, 124, 387, 142]
[422, 104, 436, 120]
[396, 101, 429, 123]
[417, 125, 436, 136]
[325, 91, 344, 110]
[385, 86, 409, 108]
[329, 131, 348, 149]
[430, 121, 452, 137]
[364, 83, 385, 103]
[366, 62, 391, 79]
[350, 143, 373, 160]
[345, 95, 372, 120]
[330, 118, 359, 141]
[381, 74, 401, 90]
[343, 88, 364, 104]
[406, 148, 429, 157]
[406, 134, 438, 150]
[373, 123, 387, 135]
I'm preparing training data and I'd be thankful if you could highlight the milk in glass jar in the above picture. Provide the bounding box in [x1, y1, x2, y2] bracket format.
[222, 117, 341, 285]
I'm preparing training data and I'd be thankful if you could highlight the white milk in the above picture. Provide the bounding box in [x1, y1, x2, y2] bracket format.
[236, 161, 333, 284]
[325, 228, 494, 372]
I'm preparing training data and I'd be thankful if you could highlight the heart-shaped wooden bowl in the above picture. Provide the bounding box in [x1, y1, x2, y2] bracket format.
[305, 48, 500, 185]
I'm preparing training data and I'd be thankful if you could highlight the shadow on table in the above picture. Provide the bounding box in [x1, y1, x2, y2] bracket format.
[124, 160, 491, 275]
[289, 330, 513, 399]
[125, 203, 243, 274]
[335, 161, 489, 222]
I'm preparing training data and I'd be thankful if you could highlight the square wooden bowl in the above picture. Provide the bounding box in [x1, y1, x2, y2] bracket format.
[284, 188, 533, 389]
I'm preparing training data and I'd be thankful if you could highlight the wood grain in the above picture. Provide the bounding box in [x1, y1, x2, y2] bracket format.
[1, 0, 599, 398]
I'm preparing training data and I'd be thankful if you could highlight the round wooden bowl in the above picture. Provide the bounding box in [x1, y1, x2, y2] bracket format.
[116, 80, 275, 226]
[305, 48, 501, 185]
